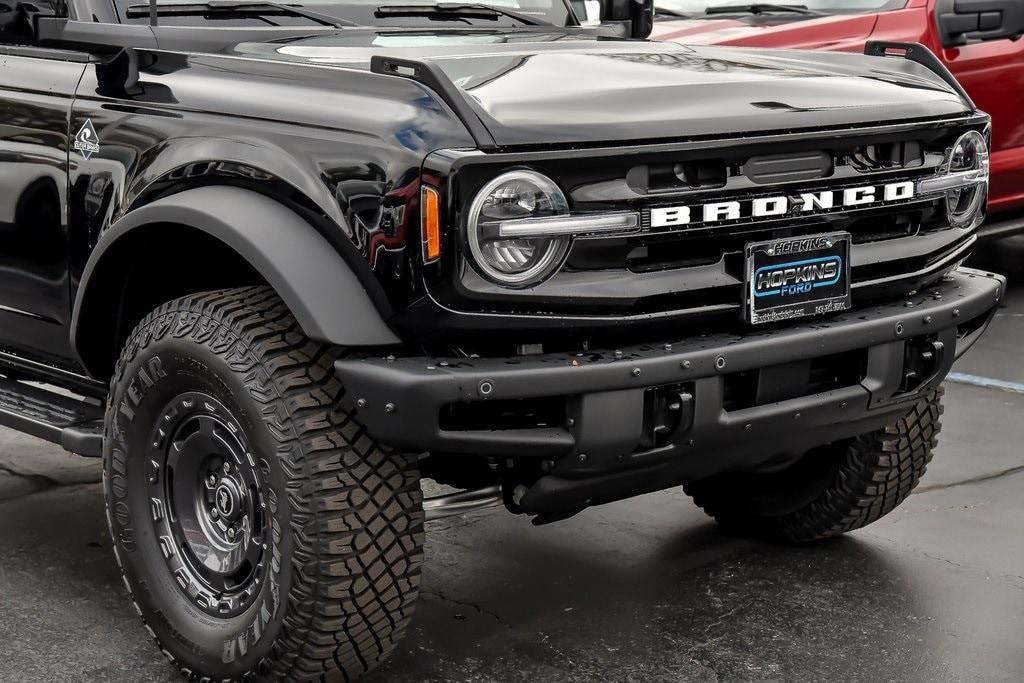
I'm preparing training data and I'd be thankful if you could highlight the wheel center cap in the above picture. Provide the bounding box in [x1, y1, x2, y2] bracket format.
[214, 480, 242, 520]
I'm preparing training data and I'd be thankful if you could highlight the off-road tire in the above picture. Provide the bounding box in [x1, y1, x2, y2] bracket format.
[685, 388, 943, 543]
[102, 286, 424, 681]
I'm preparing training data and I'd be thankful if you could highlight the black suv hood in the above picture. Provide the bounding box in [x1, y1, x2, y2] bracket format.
[235, 30, 971, 147]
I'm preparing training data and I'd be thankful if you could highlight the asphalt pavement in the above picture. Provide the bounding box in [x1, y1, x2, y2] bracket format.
[1, 239, 1022, 682]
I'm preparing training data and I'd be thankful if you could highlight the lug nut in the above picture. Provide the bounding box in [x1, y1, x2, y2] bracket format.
[208, 474, 217, 487]
[227, 527, 236, 540]
[210, 508, 219, 519]
[222, 462, 231, 475]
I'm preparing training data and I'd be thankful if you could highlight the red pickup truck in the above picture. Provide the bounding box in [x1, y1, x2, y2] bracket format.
[651, 0, 1024, 238]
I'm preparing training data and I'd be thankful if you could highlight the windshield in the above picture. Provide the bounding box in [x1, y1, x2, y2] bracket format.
[115, 0, 575, 27]
[655, 0, 906, 16]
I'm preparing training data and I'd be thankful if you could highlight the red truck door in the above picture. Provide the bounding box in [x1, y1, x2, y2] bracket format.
[925, 0, 1024, 217]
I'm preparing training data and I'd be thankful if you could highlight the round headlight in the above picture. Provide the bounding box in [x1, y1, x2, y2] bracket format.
[944, 130, 989, 229]
[466, 170, 571, 287]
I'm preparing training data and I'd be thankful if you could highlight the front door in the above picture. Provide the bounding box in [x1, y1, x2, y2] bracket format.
[0, 46, 86, 364]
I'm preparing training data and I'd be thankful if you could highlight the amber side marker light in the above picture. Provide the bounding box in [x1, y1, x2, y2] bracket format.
[421, 185, 442, 263]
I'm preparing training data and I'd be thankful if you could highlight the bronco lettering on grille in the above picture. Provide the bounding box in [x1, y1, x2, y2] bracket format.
[650, 180, 916, 229]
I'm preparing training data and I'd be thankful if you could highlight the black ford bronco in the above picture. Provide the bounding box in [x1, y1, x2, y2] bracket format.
[0, 0, 1005, 678]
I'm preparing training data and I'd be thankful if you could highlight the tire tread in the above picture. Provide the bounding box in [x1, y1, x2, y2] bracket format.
[102, 286, 423, 682]
[686, 388, 943, 543]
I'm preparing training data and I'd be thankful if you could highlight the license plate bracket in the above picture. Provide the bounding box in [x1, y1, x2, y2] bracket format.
[745, 232, 852, 325]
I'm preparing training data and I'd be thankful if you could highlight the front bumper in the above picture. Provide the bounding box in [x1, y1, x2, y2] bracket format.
[337, 268, 1004, 513]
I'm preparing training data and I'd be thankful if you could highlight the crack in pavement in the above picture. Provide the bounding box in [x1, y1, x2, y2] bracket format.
[913, 465, 1024, 494]
[702, 604, 744, 635]
[862, 531, 1024, 591]
[421, 588, 509, 626]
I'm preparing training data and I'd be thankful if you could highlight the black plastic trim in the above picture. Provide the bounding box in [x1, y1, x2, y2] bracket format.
[864, 41, 976, 110]
[72, 186, 401, 376]
[0, 374, 104, 457]
[370, 55, 498, 151]
[337, 268, 1004, 466]
[0, 351, 107, 398]
[61, 423, 104, 457]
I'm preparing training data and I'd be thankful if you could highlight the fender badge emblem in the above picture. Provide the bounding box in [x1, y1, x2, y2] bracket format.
[73, 119, 100, 159]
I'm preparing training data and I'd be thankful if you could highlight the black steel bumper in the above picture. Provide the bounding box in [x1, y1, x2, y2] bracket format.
[336, 268, 1004, 514]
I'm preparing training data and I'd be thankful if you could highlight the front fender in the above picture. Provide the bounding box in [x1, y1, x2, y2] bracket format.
[72, 185, 402, 368]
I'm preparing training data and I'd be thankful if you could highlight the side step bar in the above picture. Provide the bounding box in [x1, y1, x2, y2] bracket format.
[0, 374, 104, 457]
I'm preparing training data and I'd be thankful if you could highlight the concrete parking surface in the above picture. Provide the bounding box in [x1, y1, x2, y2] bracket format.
[1, 240, 1022, 682]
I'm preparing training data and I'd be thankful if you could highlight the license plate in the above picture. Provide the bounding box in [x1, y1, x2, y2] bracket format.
[745, 232, 851, 325]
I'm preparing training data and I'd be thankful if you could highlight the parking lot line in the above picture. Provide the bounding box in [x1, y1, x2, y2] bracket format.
[947, 372, 1024, 395]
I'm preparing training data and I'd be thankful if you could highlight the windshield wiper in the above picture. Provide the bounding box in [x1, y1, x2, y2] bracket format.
[375, 3, 548, 26]
[654, 7, 694, 18]
[704, 4, 823, 16]
[125, 1, 356, 28]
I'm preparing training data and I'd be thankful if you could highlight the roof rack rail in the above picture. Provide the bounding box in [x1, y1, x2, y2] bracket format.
[370, 55, 498, 150]
[864, 41, 975, 110]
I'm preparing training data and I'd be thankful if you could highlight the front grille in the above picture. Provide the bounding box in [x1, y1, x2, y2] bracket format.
[439, 115, 987, 322]
[626, 135, 935, 196]
[742, 150, 833, 185]
[614, 196, 941, 273]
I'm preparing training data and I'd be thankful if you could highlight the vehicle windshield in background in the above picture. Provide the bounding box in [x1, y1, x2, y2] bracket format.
[654, 0, 906, 18]
[116, 0, 575, 27]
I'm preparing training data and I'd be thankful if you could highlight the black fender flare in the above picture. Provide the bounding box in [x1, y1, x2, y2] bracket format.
[71, 186, 401, 367]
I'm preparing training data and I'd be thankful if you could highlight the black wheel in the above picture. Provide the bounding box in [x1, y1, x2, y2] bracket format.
[685, 388, 943, 543]
[103, 287, 424, 681]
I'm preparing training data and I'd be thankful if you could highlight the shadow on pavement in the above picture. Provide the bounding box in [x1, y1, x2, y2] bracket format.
[969, 233, 1024, 283]
[0, 478, 941, 682]
[372, 497, 942, 682]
